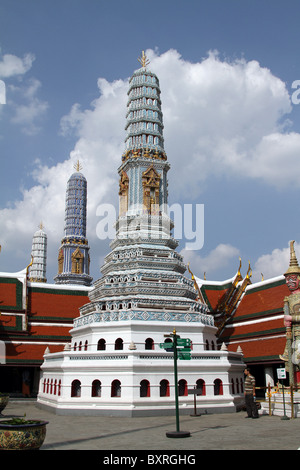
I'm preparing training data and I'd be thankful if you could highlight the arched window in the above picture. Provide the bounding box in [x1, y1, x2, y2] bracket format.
[196, 379, 206, 396]
[115, 338, 123, 350]
[160, 379, 170, 397]
[231, 378, 235, 394]
[178, 379, 188, 396]
[111, 379, 121, 397]
[46, 379, 49, 394]
[145, 338, 154, 350]
[54, 379, 57, 395]
[205, 340, 209, 350]
[140, 379, 150, 397]
[78, 341, 82, 351]
[58, 380, 61, 396]
[74, 342, 77, 351]
[71, 379, 81, 397]
[43, 379, 46, 393]
[214, 379, 223, 396]
[92, 380, 102, 397]
[236, 378, 240, 394]
[97, 339, 106, 350]
[211, 341, 215, 350]
[84, 340, 88, 351]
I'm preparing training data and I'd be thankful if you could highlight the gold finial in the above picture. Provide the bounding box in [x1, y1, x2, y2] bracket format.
[39, 221, 44, 230]
[203, 272, 206, 280]
[261, 273, 264, 281]
[74, 160, 83, 172]
[138, 50, 150, 68]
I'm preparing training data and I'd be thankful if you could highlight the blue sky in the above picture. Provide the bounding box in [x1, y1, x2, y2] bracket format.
[1, 0, 300, 284]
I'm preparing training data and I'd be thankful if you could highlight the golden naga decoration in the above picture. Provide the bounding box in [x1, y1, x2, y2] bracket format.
[138, 50, 150, 68]
[26, 256, 34, 279]
[187, 262, 206, 304]
[246, 260, 252, 280]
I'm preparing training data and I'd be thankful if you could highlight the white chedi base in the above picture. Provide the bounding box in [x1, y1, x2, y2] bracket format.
[37, 318, 245, 416]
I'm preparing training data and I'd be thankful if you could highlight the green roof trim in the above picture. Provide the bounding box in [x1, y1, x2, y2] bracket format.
[244, 278, 286, 295]
[228, 307, 283, 323]
[221, 327, 285, 342]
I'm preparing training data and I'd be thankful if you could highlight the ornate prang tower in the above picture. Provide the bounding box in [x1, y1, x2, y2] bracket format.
[54, 161, 92, 286]
[38, 53, 245, 417]
[29, 223, 47, 283]
[82, 51, 207, 318]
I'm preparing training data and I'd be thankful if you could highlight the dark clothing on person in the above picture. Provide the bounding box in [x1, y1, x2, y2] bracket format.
[244, 372, 258, 418]
[245, 393, 258, 418]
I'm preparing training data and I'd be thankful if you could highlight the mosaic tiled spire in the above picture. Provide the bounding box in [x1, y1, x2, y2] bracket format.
[80, 53, 209, 320]
[54, 162, 92, 286]
[124, 51, 165, 154]
[29, 223, 47, 283]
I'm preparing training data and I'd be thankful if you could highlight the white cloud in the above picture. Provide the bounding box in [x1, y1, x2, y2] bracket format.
[9, 78, 48, 135]
[0, 50, 47, 135]
[252, 242, 300, 282]
[181, 244, 240, 280]
[0, 53, 35, 78]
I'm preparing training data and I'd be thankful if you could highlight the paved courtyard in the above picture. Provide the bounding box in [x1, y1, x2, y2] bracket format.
[1, 400, 299, 452]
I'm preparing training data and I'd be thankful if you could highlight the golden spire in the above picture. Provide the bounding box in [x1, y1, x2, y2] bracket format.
[74, 160, 83, 172]
[39, 221, 44, 230]
[138, 50, 150, 68]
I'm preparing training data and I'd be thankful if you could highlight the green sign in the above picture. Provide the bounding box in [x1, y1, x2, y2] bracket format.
[178, 352, 191, 360]
[177, 338, 191, 348]
[177, 347, 191, 352]
[159, 342, 174, 351]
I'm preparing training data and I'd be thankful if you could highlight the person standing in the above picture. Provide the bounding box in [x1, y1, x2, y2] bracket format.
[244, 368, 259, 418]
